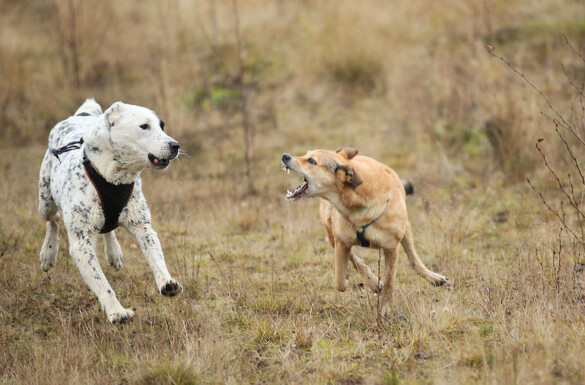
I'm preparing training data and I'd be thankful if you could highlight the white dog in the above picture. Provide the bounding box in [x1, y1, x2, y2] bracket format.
[38, 99, 182, 323]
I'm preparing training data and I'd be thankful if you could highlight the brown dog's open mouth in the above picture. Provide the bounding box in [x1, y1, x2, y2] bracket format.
[282, 164, 309, 201]
[287, 178, 309, 200]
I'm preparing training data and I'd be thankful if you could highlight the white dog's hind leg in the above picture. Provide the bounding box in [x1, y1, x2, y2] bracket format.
[103, 231, 124, 270]
[126, 224, 182, 297]
[39, 150, 59, 272]
[40, 214, 60, 272]
[68, 230, 134, 323]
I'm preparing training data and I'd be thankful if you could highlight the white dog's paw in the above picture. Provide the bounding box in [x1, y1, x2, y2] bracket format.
[107, 307, 135, 324]
[106, 246, 124, 271]
[160, 279, 182, 297]
[40, 243, 58, 272]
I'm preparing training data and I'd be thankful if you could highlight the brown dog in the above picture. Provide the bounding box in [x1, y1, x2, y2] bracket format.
[281, 147, 447, 310]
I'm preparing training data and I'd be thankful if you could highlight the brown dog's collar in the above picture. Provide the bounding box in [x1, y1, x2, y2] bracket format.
[356, 197, 390, 247]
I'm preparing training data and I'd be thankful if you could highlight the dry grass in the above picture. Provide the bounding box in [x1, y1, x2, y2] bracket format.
[2, 0, 585, 384]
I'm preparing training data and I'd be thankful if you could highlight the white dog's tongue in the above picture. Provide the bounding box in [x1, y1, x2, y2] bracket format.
[153, 158, 159, 165]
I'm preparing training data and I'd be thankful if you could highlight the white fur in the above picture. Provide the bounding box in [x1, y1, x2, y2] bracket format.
[38, 99, 182, 323]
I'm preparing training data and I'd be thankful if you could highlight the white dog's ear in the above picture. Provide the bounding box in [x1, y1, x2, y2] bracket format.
[104, 101, 125, 128]
[336, 147, 358, 160]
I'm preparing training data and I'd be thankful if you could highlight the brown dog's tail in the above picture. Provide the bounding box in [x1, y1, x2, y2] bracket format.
[401, 179, 414, 195]
[401, 224, 448, 286]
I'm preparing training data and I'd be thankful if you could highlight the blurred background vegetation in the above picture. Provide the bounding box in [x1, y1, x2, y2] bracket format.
[2, 0, 584, 186]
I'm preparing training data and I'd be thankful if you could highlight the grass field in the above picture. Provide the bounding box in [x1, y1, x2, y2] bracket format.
[2, 0, 585, 384]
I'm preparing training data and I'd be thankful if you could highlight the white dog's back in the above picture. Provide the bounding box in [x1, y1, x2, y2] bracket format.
[48, 99, 101, 150]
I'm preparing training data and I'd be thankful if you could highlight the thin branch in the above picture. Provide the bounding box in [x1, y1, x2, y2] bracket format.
[536, 139, 585, 220]
[555, 125, 585, 186]
[562, 64, 584, 97]
[486, 46, 585, 146]
[527, 177, 578, 239]
[563, 34, 585, 64]
[567, 173, 585, 241]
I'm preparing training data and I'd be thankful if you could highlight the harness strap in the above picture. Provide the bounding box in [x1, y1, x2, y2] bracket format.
[50, 139, 84, 161]
[82, 152, 134, 234]
[356, 197, 391, 248]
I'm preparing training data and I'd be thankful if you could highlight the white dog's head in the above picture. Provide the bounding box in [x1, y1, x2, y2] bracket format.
[103, 102, 180, 170]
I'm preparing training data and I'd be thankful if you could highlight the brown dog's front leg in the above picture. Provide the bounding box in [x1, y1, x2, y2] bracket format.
[334, 241, 351, 291]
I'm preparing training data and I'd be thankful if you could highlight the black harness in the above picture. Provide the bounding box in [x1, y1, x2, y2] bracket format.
[51, 140, 134, 234]
[355, 197, 391, 248]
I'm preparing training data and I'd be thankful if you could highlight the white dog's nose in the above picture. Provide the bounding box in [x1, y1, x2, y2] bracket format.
[169, 141, 180, 159]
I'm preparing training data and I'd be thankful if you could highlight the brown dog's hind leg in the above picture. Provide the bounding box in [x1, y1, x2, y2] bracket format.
[349, 249, 382, 293]
[380, 245, 400, 310]
[401, 224, 448, 286]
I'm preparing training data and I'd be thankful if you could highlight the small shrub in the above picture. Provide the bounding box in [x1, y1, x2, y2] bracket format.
[134, 360, 200, 385]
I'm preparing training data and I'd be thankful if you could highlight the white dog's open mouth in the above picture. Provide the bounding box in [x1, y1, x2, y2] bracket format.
[148, 154, 170, 169]
[282, 164, 309, 201]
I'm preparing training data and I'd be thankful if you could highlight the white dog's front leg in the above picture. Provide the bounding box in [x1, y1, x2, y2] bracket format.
[126, 224, 182, 297]
[68, 231, 134, 323]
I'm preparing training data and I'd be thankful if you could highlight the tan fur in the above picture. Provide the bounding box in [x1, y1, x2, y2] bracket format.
[283, 148, 447, 311]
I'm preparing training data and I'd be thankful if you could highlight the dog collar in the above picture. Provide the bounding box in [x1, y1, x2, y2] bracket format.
[83, 151, 134, 234]
[355, 197, 391, 248]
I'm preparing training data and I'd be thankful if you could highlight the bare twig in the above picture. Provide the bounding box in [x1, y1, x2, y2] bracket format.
[555, 125, 585, 186]
[527, 177, 579, 240]
[563, 34, 585, 64]
[486, 46, 585, 146]
[535, 139, 585, 225]
[568, 172, 585, 242]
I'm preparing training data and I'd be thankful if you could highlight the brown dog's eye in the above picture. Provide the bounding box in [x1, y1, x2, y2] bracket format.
[140, 124, 149, 130]
[308, 158, 317, 165]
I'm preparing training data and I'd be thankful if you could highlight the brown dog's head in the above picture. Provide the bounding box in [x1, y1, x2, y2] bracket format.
[281, 147, 363, 201]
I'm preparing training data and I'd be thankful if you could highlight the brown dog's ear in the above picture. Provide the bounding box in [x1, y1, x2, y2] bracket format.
[336, 147, 358, 160]
[336, 164, 363, 189]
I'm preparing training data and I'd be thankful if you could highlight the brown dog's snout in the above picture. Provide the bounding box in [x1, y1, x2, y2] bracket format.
[282, 153, 292, 163]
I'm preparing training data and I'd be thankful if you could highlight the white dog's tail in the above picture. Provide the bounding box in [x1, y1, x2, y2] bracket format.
[74, 98, 102, 117]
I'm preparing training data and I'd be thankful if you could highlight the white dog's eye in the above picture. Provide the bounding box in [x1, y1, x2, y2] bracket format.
[140, 124, 150, 130]
[308, 158, 317, 165]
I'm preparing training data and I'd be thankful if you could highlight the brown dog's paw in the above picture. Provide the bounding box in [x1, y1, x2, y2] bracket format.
[432, 276, 448, 287]
[160, 280, 182, 297]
